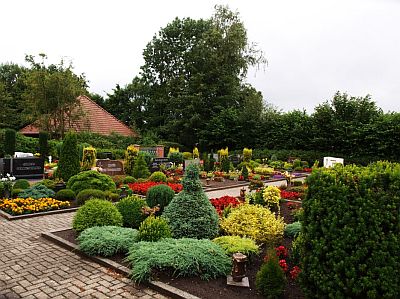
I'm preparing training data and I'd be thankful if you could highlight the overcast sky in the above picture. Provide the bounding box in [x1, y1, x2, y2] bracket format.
[1, 0, 399, 113]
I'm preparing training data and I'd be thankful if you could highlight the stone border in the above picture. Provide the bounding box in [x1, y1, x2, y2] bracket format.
[0, 207, 79, 221]
[42, 229, 201, 299]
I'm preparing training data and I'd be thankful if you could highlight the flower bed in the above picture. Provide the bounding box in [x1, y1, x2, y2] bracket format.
[209, 195, 242, 216]
[280, 190, 301, 200]
[0, 197, 70, 215]
[127, 182, 182, 195]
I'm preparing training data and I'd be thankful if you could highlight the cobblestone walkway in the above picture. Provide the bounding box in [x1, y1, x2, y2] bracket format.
[0, 213, 167, 299]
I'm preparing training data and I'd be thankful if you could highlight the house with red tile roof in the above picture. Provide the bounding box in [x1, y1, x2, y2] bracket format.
[20, 95, 137, 137]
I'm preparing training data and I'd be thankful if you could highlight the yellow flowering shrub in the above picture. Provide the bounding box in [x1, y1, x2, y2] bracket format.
[220, 204, 285, 244]
[0, 197, 70, 215]
[263, 186, 281, 211]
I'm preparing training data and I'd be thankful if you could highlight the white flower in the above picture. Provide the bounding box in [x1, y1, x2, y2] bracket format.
[6, 173, 10, 177]
[10, 176, 16, 181]
[1, 178, 6, 181]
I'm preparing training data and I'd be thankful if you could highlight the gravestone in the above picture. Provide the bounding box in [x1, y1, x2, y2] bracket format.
[150, 157, 171, 173]
[0, 157, 44, 179]
[184, 158, 200, 170]
[323, 157, 344, 168]
[96, 159, 124, 176]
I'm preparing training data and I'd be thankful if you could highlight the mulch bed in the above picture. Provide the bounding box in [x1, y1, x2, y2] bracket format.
[52, 200, 304, 299]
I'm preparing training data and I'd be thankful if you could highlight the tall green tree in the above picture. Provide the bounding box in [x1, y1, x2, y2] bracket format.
[103, 77, 147, 131]
[23, 54, 87, 138]
[0, 63, 28, 129]
[140, 5, 265, 148]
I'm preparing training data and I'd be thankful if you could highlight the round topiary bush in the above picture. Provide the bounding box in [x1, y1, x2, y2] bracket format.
[13, 179, 30, 190]
[123, 176, 136, 184]
[55, 189, 76, 201]
[72, 199, 123, 233]
[163, 164, 219, 239]
[148, 171, 167, 183]
[67, 170, 116, 195]
[76, 189, 106, 206]
[116, 195, 147, 228]
[146, 184, 175, 214]
[77, 226, 138, 257]
[220, 204, 285, 244]
[138, 216, 171, 242]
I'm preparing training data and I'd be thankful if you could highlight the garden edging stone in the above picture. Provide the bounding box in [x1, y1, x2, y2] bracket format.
[42, 228, 201, 299]
[0, 206, 79, 221]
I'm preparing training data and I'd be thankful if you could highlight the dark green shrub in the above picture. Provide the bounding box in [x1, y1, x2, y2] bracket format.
[284, 221, 301, 238]
[13, 179, 30, 190]
[57, 131, 80, 181]
[138, 216, 171, 242]
[301, 162, 400, 299]
[292, 180, 304, 187]
[126, 238, 231, 282]
[72, 199, 123, 233]
[67, 170, 116, 195]
[168, 152, 183, 165]
[39, 131, 49, 158]
[0, 182, 5, 198]
[148, 171, 167, 183]
[293, 159, 302, 169]
[213, 236, 259, 257]
[116, 195, 147, 228]
[4, 129, 16, 156]
[11, 188, 23, 198]
[256, 249, 286, 298]
[163, 164, 219, 239]
[241, 165, 249, 180]
[146, 184, 175, 214]
[123, 176, 136, 184]
[55, 189, 76, 201]
[104, 191, 119, 202]
[202, 152, 210, 172]
[19, 184, 55, 199]
[132, 153, 150, 179]
[76, 189, 106, 206]
[221, 157, 230, 172]
[77, 226, 138, 257]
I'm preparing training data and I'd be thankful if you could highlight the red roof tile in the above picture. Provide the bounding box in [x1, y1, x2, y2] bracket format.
[20, 95, 137, 137]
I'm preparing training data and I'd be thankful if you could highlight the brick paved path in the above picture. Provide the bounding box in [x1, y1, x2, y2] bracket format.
[0, 213, 168, 299]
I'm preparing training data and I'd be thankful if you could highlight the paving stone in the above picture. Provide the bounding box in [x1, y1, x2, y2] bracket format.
[0, 213, 165, 299]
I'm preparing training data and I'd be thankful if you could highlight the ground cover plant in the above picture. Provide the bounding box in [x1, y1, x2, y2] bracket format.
[0, 197, 70, 215]
[77, 226, 138, 257]
[125, 238, 231, 283]
[18, 184, 55, 199]
[301, 162, 400, 298]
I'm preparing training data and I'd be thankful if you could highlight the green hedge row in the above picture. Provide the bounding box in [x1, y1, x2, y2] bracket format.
[300, 162, 400, 298]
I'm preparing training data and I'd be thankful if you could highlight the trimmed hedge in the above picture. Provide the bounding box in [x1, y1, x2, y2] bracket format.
[300, 162, 400, 298]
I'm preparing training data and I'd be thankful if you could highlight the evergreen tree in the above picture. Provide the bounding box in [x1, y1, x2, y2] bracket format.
[58, 131, 80, 182]
[132, 153, 150, 179]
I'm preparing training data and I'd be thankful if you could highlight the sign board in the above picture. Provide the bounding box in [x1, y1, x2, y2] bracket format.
[14, 152, 34, 158]
[323, 157, 344, 168]
[184, 158, 200, 170]
[0, 158, 44, 179]
[96, 159, 124, 176]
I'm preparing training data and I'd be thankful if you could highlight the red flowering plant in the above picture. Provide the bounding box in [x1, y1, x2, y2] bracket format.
[275, 245, 288, 259]
[280, 190, 301, 200]
[128, 182, 183, 195]
[279, 259, 289, 272]
[209, 195, 241, 216]
[303, 168, 312, 173]
[290, 266, 301, 280]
